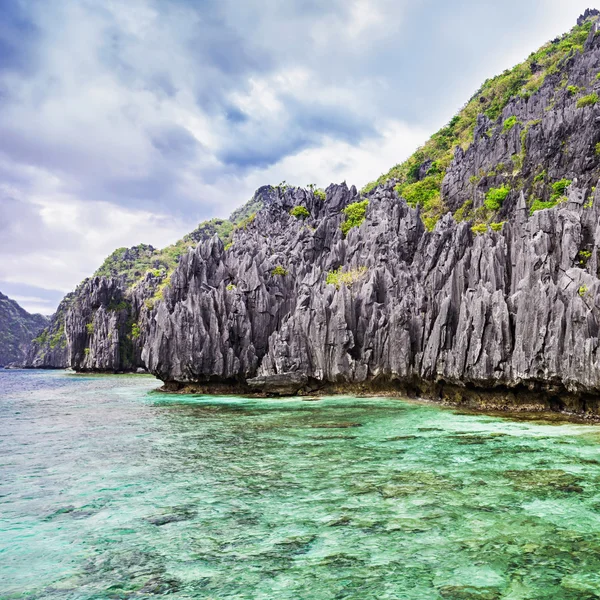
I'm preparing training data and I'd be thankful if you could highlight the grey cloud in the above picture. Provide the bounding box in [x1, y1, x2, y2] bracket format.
[216, 99, 374, 170]
[0, 196, 75, 256]
[0, 1, 40, 75]
[150, 125, 200, 160]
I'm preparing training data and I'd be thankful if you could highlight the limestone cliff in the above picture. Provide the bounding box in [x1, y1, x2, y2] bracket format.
[25, 12, 600, 414]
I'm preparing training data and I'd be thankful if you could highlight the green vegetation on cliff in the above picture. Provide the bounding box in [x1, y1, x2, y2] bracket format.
[94, 216, 241, 291]
[485, 186, 510, 211]
[341, 200, 369, 236]
[184, 219, 234, 244]
[290, 205, 310, 219]
[326, 266, 367, 289]
[576, 92, 598, 107]
[361, 17, 597, 227]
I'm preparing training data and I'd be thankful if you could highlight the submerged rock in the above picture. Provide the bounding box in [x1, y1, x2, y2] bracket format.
[247, 373, 308, 395]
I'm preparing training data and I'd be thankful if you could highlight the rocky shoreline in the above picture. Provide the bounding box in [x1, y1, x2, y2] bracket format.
[157, 376, 600, 421]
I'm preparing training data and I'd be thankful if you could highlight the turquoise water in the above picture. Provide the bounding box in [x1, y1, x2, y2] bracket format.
[3, 372, 600, 598]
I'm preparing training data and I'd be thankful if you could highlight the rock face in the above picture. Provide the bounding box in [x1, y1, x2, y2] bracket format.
[145, 181, 600, 410]
[443, 18, 600, 215]
[25, 13, 600, 415]
[0, 292, 48, 366]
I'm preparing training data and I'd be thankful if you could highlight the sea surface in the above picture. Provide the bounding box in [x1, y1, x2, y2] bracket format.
[3, 371, 600, 599]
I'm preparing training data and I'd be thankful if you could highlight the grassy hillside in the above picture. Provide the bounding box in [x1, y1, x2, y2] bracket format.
[362, 17, 597, 229]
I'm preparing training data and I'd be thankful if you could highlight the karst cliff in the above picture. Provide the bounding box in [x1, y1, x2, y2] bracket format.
[25, 11, 600, 415]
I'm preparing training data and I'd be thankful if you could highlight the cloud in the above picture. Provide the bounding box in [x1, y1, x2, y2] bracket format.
[0, 159, 186, 296]
[0, 0, 596, 310]
[0, 280, 65, 316]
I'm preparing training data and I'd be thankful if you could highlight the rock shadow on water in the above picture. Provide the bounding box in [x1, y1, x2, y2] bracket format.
[273, 534, 317, 557]
[325, 515, 352, 527]
[146, 505, 197, 526]
[43, 504, 97, 521]
[386, 471, 461, 495]
[308, 422, 362, 429]
[384, 434, 418, 442]
[136, 575, 180, 596]
[437, 584, 502, 599]
[311, 433, 358, 440]
[448, 434, 490, 445]
[503, 469, 586, 495]
[316, 552, 366, 568]
[66, 548, 183, 599]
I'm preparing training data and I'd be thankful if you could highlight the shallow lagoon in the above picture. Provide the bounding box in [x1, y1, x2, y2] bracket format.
[2, 370, 600, 599]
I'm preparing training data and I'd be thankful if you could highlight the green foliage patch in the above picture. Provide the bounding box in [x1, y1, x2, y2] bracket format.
[185, 218, 234, 245]
[485, 186, 510, 211]
[33, 330, 48, 345]
[341, 200, 369, 236]
[290, 206, 310, 219]
[131, 322, 141, 339]
[454, 200, 473, 222]
[107, 299, 129, 312]
[530, 197, 564, 214]
[271, 265, 288, 276]
[326, 267, 367, 289]
[395, 173, 443, 209]
[152, 280, 170, 303]
[471, 224, 489, 235]
[578, 250, 592, 265]
[502, 116, 520, 133]
[577, 93, 598, 108]
[235, 213, 256, 231]
[550, 179, 571, 201]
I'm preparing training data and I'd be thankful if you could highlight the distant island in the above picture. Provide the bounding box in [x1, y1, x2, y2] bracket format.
[0, 291, 47, 367]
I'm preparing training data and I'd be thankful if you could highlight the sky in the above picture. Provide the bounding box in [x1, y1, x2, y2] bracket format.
[0, 0, 595, 314]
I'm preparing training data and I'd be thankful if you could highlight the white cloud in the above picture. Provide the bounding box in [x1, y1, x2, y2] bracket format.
[241, 119, 431, 191]
[9, 295, 54, 315]
[0, 163, 186, 293]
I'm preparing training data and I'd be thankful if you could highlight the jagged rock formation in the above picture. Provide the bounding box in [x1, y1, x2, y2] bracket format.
[24, 185, 281, 372]
[25, 12, 600, 415]
[148, 180, 600, 411]
[0, 292, 48, 366]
